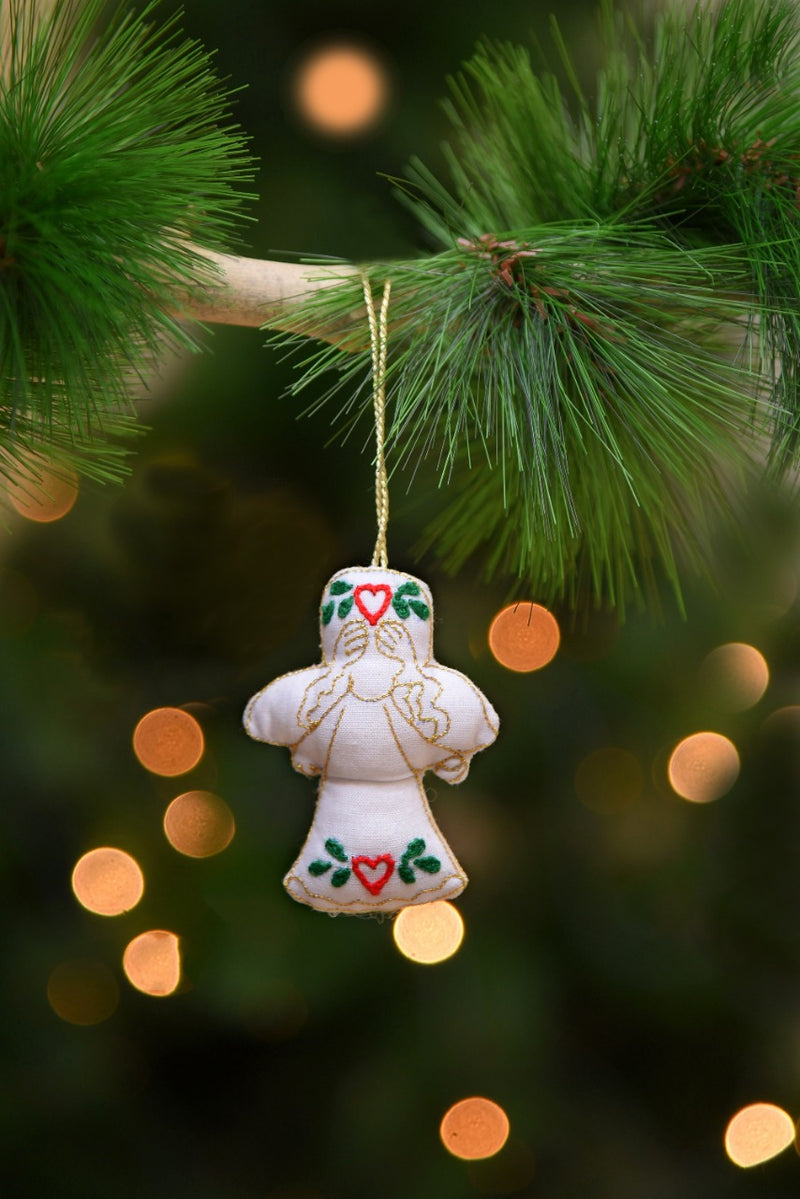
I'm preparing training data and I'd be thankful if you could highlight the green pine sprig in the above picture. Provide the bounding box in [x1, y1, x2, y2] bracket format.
[274, 0, 800, 611]
[0, 0, 255, 485]
[275, 229, 765, 611]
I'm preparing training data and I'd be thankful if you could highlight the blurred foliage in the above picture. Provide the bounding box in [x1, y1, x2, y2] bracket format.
[2, 1, 800, 1198]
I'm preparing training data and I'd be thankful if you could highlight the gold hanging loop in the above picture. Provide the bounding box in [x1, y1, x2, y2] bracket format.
[362, 275, 391, 569]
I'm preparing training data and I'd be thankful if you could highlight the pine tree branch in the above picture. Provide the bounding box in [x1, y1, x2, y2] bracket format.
[0, 0, 257, 485]
[173, 249, 361, 345]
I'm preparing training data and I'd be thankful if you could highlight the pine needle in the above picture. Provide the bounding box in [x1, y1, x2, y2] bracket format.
[274, 0, 800, 611]
[0, 0, 255, 484]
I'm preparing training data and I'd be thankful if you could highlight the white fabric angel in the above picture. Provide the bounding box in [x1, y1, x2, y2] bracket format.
[244, 565, 499, 915]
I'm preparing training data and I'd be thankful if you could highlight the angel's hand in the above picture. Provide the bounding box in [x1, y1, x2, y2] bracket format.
[330, 618, 369, 664]
[432, 752, 470, 784]
[376, 620, 415, 662]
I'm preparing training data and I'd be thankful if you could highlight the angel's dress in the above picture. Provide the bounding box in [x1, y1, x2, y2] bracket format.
[244, 565, 499, 914]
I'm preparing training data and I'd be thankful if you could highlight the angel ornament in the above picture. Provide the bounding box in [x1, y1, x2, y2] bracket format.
[244, 565, 499, 914]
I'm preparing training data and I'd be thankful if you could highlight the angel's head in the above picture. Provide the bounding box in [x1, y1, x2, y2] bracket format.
[319, 565, 433, 664]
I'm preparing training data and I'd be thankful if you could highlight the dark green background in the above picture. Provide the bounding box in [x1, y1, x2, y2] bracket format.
[2, 1, 800, 1196]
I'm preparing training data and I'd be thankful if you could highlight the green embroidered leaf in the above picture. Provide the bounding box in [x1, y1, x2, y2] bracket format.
[321, 601, 334, 626]
[392, 596, 411, 619]
[308, 860, 331, 876]
[403, 838, 426, 861]
[337, 596, 354, 618]
[325, 838, 348, 863]
[330, 580, 353, 595]
[398, 864, 416, 885]
[414, 856, 441, 874]
[395, 581, 421, 598]
[331, 867, 351, 887]
[409, 600, 430, 620]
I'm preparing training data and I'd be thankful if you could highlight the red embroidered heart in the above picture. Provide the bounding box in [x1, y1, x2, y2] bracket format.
[354, 584, 392, 626]
[351, 854, 395, 895]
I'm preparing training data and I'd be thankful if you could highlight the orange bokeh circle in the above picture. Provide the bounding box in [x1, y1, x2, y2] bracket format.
[440, 1096, 511, 1160]
[724, 1102, 795, 1168]
[163, 790, 235, 858]
[132, 707, 204, 777]
[293, 43, 388, 135]
[6, 462, 79, 522]
[71, 847, 144, 916]
[699, 642, 769, 712]
[488, 603, 560, 672]
[667, 731, 740, 803]
[123, 930, 181, 997]
[393, 901, 464, 964]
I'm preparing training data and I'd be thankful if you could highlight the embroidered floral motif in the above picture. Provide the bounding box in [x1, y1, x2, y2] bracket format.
[397, 837, 441, 884]
[392, 580, 430, 621]
[306, 835, 439, 892]
[309, 838, 350, 881]
[321, 577, 430, 626]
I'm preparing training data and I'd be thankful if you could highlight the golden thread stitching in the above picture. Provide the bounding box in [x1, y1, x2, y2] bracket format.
[382, 700, 419, 776]
[383, 696, 465, 781]
[282, 709, 348, 887]
[320, 705, 347, 784]
[285, 869, 466, 910]
[253, 634, 496, 760]
[245, 665, 328, 741]
[291, 700, 347, 780]
[362, 276, 391, 570]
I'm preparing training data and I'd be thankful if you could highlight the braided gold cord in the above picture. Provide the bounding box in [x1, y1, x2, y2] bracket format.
[362, 275, 391, 569]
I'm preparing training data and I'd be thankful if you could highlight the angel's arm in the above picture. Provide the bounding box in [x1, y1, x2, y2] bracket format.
[427, 665, 499, 754]
[385, 666, 499, 784]
[244, 666, 328, 746]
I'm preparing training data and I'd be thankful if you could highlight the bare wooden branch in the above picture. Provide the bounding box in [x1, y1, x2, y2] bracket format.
[174, 248, 365, 346]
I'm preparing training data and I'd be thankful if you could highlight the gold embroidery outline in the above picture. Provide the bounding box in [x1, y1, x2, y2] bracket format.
[284, 868, 466, 911]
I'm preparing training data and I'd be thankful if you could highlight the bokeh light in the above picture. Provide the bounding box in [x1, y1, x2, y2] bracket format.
[667, 732, 740, 803]
[71, 847, 144, 916]
[698, 642, 770, 712]
[163, 790, 235, 857]
[132, 707, 204, 776]
[488, 603, 560, 672]
[574, 747, 644, 814]
[5, 459, 79, 522]
[393, 900, 464, 964]
[440, 1097, 511, 1160]
[292, 42, 389, 136]
[122, 930, 181, 997]
[761, 705, 800, 734]
[724, 1102, 795, 1167]
[47, 960, 119, 1025]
